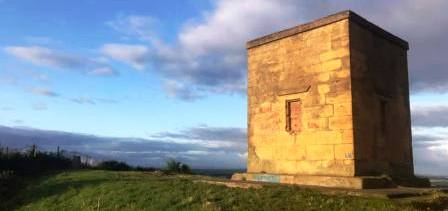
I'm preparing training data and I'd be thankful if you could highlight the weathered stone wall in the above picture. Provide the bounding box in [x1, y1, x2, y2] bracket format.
[247, 19, 355, 176]
[350, 21, 414, 177]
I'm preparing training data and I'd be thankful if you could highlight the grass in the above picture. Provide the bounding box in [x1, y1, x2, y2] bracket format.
[1, 170, 446, 211]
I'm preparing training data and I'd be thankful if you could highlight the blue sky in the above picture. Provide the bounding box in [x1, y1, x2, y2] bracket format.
[0, 0, 245, 137]
[1, 0, 448, 174]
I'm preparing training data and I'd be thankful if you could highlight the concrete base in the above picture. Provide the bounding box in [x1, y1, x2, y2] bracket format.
[231, 173, 430, 189]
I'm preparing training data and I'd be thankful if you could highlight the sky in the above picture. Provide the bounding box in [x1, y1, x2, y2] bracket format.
[0, 0, 448, 174]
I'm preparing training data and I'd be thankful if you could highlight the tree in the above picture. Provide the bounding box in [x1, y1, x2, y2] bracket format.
[165, 159, 191, 174]
[97, 160, 131, 171]
[180, 163, 191, 174]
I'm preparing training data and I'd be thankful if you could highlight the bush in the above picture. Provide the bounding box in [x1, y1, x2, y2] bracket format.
[135, 166, 156, 172]
[0, 146, 74, 202]
[96, 160, 132, 171]
[0, 150, 72, 176]
[180, 163, 191, 174]
[165, 159, 191, 174]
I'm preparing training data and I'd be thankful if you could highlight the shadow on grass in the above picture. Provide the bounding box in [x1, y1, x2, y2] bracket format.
[409, 196, 448, 211]
[1, 171, 109, 211]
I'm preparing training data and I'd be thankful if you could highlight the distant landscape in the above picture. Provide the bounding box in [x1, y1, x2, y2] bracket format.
[1, 146, 448, 210]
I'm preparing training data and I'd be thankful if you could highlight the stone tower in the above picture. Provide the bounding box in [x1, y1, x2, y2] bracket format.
[232, 11, 428, 189]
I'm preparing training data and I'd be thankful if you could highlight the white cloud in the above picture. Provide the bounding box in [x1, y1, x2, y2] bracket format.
[238, 152, 248, 158]
[30, 87, 59, 97]
[163, 80, 203, 101]
[106, 0, 448, 100]
[88, 67, 119, 77]
[177, 0, 301, 56]
[152, 125, 246, 152]
[157, 0, 304, 95]
[69, 96, 118, 105]
[100, 44, 149, 70]
[4, 45, 118, 77]
[70, 97, 96, 105]
[4, 46, 83, 69]
[350, 0, 448, 92]
[105, 0, 304, 99]
[107, 15, 159, 40]
[411, 104, 448, 127]
[412, 125, 448, 175]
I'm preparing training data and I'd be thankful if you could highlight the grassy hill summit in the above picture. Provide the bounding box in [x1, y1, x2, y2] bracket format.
[2, 170, 447, 211]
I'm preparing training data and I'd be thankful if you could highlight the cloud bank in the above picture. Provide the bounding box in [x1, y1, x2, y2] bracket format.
[103, 0, 448, 100]
[1, 116, 448, 175]
[412, 105, 448, 127]
[0, 125, 246, 169]
[5, 1, 447, 100]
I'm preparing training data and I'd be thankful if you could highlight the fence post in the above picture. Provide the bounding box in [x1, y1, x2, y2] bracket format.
[31, 144, 37, 158]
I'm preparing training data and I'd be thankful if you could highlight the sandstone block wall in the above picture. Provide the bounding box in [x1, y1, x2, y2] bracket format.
[246, 11, 414, 178]
[350, 20, 413, 177]
[247, 19, 355, 177]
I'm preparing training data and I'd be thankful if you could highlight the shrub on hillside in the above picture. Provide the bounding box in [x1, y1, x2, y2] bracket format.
[0, 149, 72, 176]
[135, 166, 156, 171]
[96, 160, 132, 171]
[165, 159, 191, 174]
[0, 146, 74, 201]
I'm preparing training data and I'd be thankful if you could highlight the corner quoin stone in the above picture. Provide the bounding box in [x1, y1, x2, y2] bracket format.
[233, 10, 430, 189]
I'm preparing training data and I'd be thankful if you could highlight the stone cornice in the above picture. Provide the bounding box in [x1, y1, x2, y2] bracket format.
[246, 10, 409, 50]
